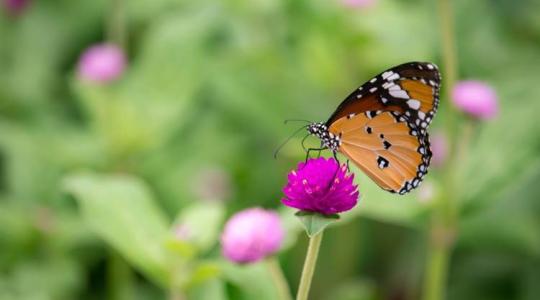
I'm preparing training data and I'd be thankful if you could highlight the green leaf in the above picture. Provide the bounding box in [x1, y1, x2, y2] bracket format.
[186, 261, 222, 289]
[295, 211, 340, 237]
[63, 172, 170, 287]
[173, 202, 225, 252]
[163, 237, 198, 260]
[221, 261, 281, 300]
[187, 278, 227, 300]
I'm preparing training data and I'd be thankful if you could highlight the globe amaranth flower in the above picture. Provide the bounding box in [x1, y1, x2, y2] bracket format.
[3, 0, 30, 15]
[282, 157, 359, 215]
[342, 0, 376, 9]
[452, 80, 498, 120]
[77, 43, 126, 84]
[221, 208, 284, 264]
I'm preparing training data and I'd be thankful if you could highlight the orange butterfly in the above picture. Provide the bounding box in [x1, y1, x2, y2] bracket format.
[307, 62, 441, 195]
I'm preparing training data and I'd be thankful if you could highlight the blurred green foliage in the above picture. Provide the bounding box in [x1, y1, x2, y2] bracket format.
[1, 0, 540, 299]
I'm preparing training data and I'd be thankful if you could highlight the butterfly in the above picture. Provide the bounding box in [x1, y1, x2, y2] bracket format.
[306, 62, 441, 195]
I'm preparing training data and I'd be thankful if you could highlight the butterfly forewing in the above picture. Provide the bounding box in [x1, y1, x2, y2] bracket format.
[326, 61, 441, 135]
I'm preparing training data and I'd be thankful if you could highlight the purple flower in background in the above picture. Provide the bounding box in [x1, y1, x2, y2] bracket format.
[2, 0, 30, 15]
[77, 43, 126, 84]
[192, 166, 232, 202]
[282, 158, 359, 215]
[342, 0, 376, 9]
[452, 81, 498, 120]
[173, 223, 192, 241]
[431, 132, 448, 167]
[221, 208, 284, 264]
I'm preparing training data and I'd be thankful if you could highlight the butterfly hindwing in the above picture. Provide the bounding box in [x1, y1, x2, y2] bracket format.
[328, 111, 431, 194]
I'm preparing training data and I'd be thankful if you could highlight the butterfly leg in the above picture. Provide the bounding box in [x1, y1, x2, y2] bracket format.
[333, 151, 341, 166]
[304, 147, 326, 165]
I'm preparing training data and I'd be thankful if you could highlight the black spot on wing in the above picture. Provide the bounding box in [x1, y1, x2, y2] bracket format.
[377, 156, 389, 169]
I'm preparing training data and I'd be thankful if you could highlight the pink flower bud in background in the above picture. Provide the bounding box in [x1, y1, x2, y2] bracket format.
[173, 223, 192, 241]
[2, 0, 30, 15]
[430, 132, 448, 167]
[77, 43, 126, 84]
[451, 81, 498, 120]
[221, 208, 284, 264]
[192, 166, 232, 202]
[342, 0, 376, 9]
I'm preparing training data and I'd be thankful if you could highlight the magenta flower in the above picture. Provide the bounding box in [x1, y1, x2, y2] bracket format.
[342, 0, 376, 9]
[282, 158, 359, 215]
[77, 43, 126, 84]
[452, 80, 498, 120]
[431, 132, 448, 167]
[3, 0, 30, 15]
[221, 208, 284, 264]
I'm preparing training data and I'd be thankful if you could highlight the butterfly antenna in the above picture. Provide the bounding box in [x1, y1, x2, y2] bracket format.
[274, 125, 309, 159]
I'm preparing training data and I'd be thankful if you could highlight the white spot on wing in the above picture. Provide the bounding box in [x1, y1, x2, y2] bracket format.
[389, 89, 409, 99]
[407, 99, 421, 110]
[387, 73, 400, 81]
[382, 71, 393, 79]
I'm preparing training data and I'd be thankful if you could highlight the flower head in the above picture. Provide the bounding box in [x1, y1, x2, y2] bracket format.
[342, 0, 376, 9]
[282, 157, 359, 215]
[3, 0, 30, 16]
[77, 43, 126, 84]
[221, 208, 284, 264]
[451, 80, 498, 120]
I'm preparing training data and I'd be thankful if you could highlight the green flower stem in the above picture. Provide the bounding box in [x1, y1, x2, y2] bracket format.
[423, 240, 451, 300]
[422, 0, 461, 299]
[266, 258, 293, 300]
[438, 0, 458, 98]
[296, 231, 324, 300]
[107, 250, 133, 300]
[107, 0, 126, 49]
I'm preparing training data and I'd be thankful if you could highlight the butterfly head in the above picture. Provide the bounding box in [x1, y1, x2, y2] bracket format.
[307, 122, 340, 151]
[307, 122, 326, 135]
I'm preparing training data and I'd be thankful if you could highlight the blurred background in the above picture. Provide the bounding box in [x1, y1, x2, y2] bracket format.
[1, 0, 540, 299]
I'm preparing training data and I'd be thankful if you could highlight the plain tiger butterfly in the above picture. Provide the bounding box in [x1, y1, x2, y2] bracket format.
[305, 62, 441, 195]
